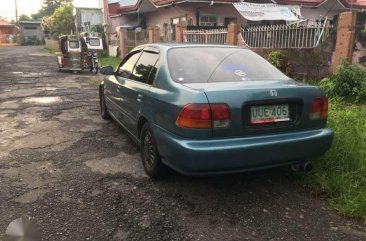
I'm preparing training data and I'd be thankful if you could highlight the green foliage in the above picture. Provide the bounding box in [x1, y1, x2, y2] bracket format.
[266, 51, 286, 69]
[305, 100, 366, 221]
[19, 14, 32, 21]
[46, 4, 75, 37]
[37, 0, 72, 17]
[100, 57, 121, 69]
[320, 61, 366, 103]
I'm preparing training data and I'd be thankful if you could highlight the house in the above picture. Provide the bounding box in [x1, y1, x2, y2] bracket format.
[0, 19, 18, 45]
[19, 20, 44, 44]
[75, 7, 104, 32]
[105, 0, 366, 34]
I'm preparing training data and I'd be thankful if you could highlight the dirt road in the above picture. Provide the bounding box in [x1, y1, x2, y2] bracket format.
[0, 46, 365, 241]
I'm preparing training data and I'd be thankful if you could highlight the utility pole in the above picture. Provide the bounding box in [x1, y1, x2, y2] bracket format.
[14, 0, 18, 25]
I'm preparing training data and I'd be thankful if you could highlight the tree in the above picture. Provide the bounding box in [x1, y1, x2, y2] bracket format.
[46, 4, 75, 37]
[19, 14, 32, 21]
[37, 0, 72, 18]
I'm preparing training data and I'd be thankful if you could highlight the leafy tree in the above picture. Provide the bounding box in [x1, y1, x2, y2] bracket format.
[19, 14, 32, 21]
[46, 4, 75, 37]
[37, 0, 73, 18]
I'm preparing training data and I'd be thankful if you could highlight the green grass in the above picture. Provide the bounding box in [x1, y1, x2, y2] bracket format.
[99, 56, 121, 69]
[304, 99, 366, 222]
[43, 47, 56, 55]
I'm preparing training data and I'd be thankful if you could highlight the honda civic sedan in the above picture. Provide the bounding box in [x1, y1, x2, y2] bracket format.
[99, 44, 333, 178]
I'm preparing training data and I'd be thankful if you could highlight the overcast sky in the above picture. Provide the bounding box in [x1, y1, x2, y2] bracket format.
[0, 0, 102, 21]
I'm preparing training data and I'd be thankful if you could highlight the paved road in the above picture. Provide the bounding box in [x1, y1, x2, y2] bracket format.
[0, 46, 365, 241]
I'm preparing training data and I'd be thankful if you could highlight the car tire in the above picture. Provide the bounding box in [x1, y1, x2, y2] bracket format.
[99, 86, 110, 120]
[140, 123, 166, 179]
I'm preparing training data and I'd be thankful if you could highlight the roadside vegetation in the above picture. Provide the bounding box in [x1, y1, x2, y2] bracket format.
[302, 62, 366, 222]
[100, 56, 121, 69]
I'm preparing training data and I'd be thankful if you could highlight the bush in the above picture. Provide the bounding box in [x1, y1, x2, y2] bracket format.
[266, 51, 287, 70]
[320, 61, 366, 103]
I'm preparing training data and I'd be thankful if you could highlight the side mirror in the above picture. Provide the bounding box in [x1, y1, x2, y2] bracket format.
[100, 66, 114, 75]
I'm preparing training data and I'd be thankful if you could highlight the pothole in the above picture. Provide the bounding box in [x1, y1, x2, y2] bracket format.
[22, 96, 62, 104]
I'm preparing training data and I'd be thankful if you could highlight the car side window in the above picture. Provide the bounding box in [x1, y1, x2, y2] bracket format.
[117, 51, 141, 79]
[131, 51, 159, 85]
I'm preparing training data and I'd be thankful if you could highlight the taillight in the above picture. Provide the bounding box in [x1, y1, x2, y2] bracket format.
[176, 103, 230, 129]
[176, 103, 211, 129]
[310, 96, 328, 120]
[211, 103, 230, 128]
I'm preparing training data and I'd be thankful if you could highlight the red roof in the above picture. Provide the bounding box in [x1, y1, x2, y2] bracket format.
[339, 0, 366, 8]
[117, 0, 241, 13]
[0, 19, 14, 27]
[275, 0, 326, 6]
[113, 0, 366, 14]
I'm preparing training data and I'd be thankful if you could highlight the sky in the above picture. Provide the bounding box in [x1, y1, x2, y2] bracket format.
[0, 0, 102, 21]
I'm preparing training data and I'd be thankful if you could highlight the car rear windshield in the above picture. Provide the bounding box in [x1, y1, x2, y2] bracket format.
[167, 47, 289, 83]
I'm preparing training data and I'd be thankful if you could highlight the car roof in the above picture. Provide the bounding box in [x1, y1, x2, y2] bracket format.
[137, 43, 242, 51]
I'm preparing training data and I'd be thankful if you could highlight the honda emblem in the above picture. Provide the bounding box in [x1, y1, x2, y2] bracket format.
[270, 90, 278, 97]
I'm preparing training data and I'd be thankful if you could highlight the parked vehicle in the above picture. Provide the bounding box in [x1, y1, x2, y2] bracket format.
[99, 44, 333, 178]
[57, 35, 87, 73]
[83, 34, 103, 74]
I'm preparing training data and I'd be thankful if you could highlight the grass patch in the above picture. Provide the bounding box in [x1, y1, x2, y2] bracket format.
[99, 56, 121, 69]
[43, 47, 56, 55]
[304, 99, 366, 222]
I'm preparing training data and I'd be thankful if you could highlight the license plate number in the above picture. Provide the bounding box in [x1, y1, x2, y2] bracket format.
[250, 105, 290, 124]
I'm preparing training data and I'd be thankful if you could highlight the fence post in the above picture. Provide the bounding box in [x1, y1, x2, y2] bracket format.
[226, 23, 239, 45]
[119, 28, 127, 57]
[148, 26, 154, 43]
[175, 22, 187, 43]
[332, 12, 357, 73]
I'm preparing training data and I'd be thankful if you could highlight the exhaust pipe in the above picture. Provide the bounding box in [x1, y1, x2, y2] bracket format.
[291, 161, 313, 173]
[300, 161, 313, 173]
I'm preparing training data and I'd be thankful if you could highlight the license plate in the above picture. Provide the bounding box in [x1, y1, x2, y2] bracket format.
[250, 104, 290, 124]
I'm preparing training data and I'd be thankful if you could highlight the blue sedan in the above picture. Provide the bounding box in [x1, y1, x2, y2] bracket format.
[99, 44, 333, 178]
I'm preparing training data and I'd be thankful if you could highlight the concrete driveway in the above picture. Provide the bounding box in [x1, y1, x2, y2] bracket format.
[0, 46, 365, 241]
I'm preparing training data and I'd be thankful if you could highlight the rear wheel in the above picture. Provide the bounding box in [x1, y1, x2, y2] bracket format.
[140, 123, 166, 178]
[99, 86, 110, 120]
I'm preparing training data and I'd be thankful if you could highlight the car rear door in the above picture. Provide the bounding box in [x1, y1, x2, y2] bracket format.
[113, 50, 142, 125]
[116, 47, 159, 136]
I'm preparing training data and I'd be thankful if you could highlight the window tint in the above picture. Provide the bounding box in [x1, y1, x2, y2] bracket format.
[131, 51, 159, 84]
[168, 48, 289, 83]
[117, 51, 141, 79]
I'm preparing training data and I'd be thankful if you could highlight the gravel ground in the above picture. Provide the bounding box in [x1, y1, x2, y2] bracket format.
[0, 46, 365, 241]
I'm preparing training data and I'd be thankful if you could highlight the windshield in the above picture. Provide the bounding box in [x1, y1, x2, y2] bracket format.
[89, 38, 101, 46]
[168, 47, 289, 83]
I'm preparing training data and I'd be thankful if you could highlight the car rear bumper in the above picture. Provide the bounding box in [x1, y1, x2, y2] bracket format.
[152, 124, 333, 175]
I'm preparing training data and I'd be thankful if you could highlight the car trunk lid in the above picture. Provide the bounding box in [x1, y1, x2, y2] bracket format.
[182, 80, 325, 138]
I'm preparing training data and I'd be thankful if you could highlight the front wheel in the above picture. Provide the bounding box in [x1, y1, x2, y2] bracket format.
[140, 123, 166, 178]
[99, 86, 110, 120]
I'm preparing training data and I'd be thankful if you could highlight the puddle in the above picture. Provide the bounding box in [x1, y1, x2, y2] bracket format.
[22, 96, 62, 104]
[36, 87, 60, 91]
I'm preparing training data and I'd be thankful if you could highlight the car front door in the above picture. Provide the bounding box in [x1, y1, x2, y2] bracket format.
[116, 48, 160, 137]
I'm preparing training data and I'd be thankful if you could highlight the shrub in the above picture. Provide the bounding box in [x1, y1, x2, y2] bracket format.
[320, 61, 366, 103]
[266, 51, 287, 69]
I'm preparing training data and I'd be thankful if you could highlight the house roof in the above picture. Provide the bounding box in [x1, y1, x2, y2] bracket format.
[19, 20, 42, 24]
[117, 0, 241, 13]
[112, 0, 366, 14]
[0, 19, 14, 27]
